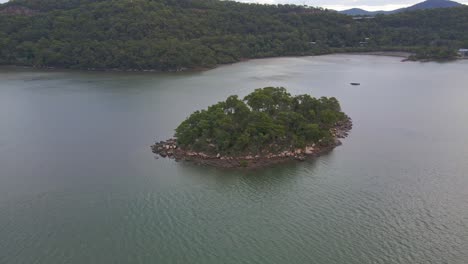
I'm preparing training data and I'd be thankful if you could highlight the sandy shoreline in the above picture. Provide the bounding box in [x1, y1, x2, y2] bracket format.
[339, 51, 413, 58]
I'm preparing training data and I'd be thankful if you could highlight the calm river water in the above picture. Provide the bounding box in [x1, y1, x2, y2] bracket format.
[0, 55, 467, 263]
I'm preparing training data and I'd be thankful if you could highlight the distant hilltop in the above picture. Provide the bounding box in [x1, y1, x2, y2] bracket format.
[340, 0, 464, 16]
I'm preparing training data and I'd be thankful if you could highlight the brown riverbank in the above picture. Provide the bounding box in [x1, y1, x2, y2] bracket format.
[151, 117, 352, 169]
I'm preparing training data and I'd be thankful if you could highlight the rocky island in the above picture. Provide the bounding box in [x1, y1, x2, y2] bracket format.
[152, 87, 352, 168]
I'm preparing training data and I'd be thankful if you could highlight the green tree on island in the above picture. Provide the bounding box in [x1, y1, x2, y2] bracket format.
[175, 87, 348, 155]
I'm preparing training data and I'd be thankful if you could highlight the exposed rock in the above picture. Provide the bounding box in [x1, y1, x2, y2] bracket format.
[151, 117, 352, 169]
[295, 156, 306, 161]
[305, 146, 315, 154]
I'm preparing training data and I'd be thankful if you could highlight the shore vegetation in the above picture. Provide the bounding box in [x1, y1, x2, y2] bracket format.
[1, 0, 468, 70]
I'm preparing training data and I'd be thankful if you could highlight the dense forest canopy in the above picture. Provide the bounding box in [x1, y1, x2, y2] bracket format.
[1, 0, 468, 70]
[175, 87, 347, 155]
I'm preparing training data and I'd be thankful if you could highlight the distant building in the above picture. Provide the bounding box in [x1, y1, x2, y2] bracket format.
[458, 49, 468, 57]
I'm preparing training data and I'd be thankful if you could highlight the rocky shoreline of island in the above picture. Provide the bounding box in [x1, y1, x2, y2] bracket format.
[151, 117, 352, 169]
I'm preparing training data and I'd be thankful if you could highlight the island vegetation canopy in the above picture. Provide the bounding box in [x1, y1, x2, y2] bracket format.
[175, 87, 347, 155]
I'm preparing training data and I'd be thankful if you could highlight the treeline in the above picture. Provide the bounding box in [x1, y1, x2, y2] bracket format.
[360, 7, 468, 56]
[175, 87, 346, 155]
[1, 0, 468, 70]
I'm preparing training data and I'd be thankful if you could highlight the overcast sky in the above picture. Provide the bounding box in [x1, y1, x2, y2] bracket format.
[0, 0, 466, 11]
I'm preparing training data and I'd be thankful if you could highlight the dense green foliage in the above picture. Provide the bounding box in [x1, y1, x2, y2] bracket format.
[364, 7, 468, 58]
[408, 46, 459, 61]
[1, 0, 468, 70]
[175, 87, 346, 155]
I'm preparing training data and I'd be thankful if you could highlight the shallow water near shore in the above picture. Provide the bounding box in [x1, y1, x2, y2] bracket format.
[1, 55, 467, 263]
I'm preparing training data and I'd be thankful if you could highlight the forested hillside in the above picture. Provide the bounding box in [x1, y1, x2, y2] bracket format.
[1, 0, 468, 70]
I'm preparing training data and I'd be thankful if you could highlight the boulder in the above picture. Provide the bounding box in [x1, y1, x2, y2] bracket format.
[305, 146, 315, 155]
[295, 156, 306, 161]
